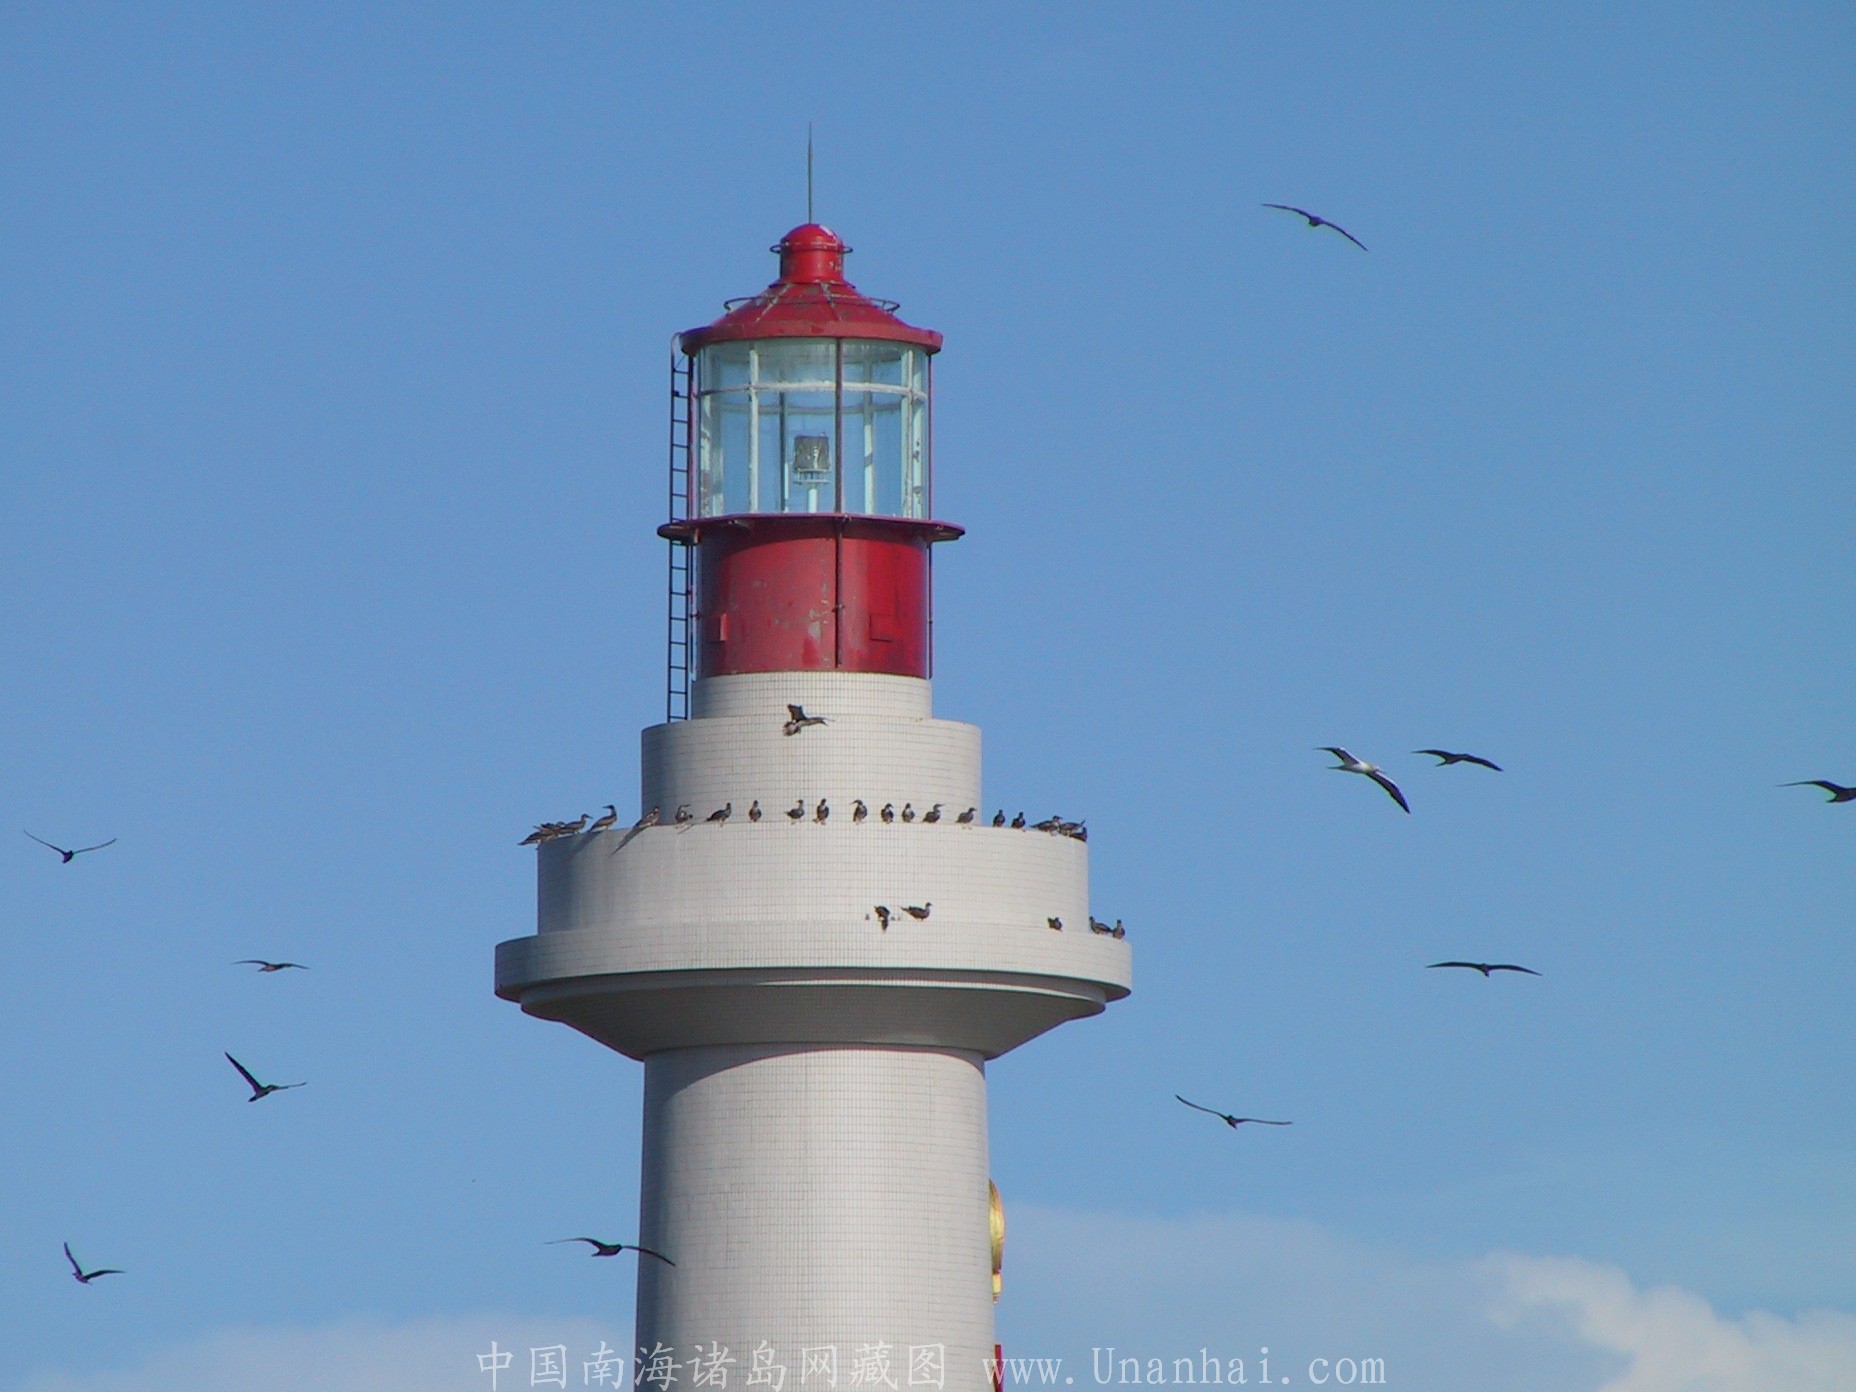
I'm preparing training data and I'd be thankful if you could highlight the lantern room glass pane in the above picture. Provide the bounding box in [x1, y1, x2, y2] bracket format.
[695, 339, 930, 519]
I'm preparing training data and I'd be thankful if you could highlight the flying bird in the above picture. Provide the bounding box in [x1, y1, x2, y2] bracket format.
[903, 903, 932, 921]
[1414, 750, 1503, 771]
[547, 1237, 675, 1266]
[234, 960, 308, 973]
[64, 1243, 123, 1284]
[225, 1052, 305, 1101]
[1262, 203, 1368, 251]
[783, 704, 827, 736]
[24, 831, 116, 863]
[1782, 780, 1856, 803]
[1319, 748, 1410, 813]
[1175, 1095, 1292, 1128]
[1428, 961, 1540, 977]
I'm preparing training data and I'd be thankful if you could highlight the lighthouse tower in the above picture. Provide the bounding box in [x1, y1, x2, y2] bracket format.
[496, 224, 1131, 1388]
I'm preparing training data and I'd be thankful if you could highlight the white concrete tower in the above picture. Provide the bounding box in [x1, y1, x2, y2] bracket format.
[496, 223, 1131, 1390]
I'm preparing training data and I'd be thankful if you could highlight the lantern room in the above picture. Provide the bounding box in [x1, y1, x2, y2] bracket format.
[662, 224, 961, 693]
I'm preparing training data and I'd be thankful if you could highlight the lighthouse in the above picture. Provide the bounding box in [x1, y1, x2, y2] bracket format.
[496, 223, 1131, 1388]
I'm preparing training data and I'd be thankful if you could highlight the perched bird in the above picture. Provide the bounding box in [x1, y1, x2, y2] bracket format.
[1782, 780, 1856, 803]
[547, 1237, 674, 1266]
[1111, 919, 1126, 939]
[787, 799, 807, 822]
[748, 800, 762, 823]
[957, 807, 977, 824]
[901, 803, 916, 823]
[1175, 1095, 1292, 1128]
[519, 825, 555, 846]
[225, 1052, 305, 1102]
[234, 960, 308, 973]
[783, 704, 827, 736]
[922, 804, 943, 824]
[587, 805, 620, 834]
[1414, 750, 1503, 771]
[64, 1243, 122, 1285]
[706, 803, 732, 825]
[611, 806, 660, 854]
[1010, 812, 1027, 829]
[1262, 203, 1368, 251]
[1047, 916, 1064, 931]
[673, 804, 694, 827]
[1058, 820, 1087, 840]
[874, 905, 892, 931]
[23, 831, 116, 863]
[815, 799, 830, 824]
[991, 810, 1006, 827]
[1089, 917, 1112, 934]
[1319, 748, 1410, 813]
[559, 814, 590, 835]
[880, 803, 896, 824]
[1427, 961, 1540, 977]
[903, 903, 932, 921]
[852, 799, 869, 823]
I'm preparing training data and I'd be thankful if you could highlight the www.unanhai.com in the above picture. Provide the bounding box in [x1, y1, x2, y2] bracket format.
[986, 1349, 1388, 1386]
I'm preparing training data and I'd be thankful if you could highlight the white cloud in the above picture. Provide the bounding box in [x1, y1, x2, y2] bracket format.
[21, 1314, 624, 1392]
[1491, 1253, 1856, 1392]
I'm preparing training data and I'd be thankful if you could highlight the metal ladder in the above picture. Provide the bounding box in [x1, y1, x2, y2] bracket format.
[665, 349, 693, 721]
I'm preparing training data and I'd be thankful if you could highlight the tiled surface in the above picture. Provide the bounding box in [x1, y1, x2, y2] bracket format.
[636, 1044, 996, 1391]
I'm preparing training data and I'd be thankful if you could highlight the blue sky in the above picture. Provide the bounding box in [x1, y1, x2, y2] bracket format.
[4, 5, 1853, 1389]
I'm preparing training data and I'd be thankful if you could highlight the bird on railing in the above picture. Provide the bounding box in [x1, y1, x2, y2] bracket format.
[748, 800, 762, 822]
[588, 806, 619, 834]
[815, 799, 830, 824]
[787, 799, 807, 822]
[903, 903, 931, 921]
[922, 804, 943, 824]
[852, 799, 868, 823]
[706, 803, 732, 825]
[901, 804, 916, 823]
[991, 810, 1006, 827]
[674, 805, 693, 827]
[1011, 812, 1026, 829]
[881, 803, 896, 823]
[1089, 918, 1112, 934]
[957, 807, 977, 824]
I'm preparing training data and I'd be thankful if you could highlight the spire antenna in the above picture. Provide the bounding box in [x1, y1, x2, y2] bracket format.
[806, 124, 814, 223]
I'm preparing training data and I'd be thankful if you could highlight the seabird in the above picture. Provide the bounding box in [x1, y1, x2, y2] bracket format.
[706, 803, 732, 824]
[901, 803, 916, 823]
[748, 800, 762, 822]
[1047, 916, 1063, 931]
[234, 960, 308, 972]
[1112, 919, 1125, 939]
[852, 799, 868, 823]
[922, 804, 943, 824]
[587, 805, 619, 833]
[1011, 812, 1027, 829]
[991, 810, 1006, 827]
[23, 832, 116, 863]
[815, 799, 830, 824]
[610, 807, 660, 854]
[903, 903, 932, 921]
[1782, 780, 1856, 803]
[787, 799, 807, 822]
[1414, 750, 1503, 771]
[64, 1243, 123, 1284]
[673, 804, 693, 827]
[1089, 917, 1112, 934]
[957, 807, 977, 824]
[1427, 961, 1540, 977]
[1319, 748, 1410, 813]
[783, 704, 827, 736]
[547, 1237, 674, 1266]
[874, 905, 892, 931]
[559, 813, 590, 835]
[1175, 1094, 1292, 1128]
[225, 1052, 305, 1102]
[881, 803, 896, 823]
[1262, 203, 1368, 251]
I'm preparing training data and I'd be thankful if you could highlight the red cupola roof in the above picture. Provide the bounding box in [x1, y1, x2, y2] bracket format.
[680, 224, 942, 353]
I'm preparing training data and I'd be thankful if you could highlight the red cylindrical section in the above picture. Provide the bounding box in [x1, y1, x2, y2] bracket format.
[666, 516, 959, 678]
